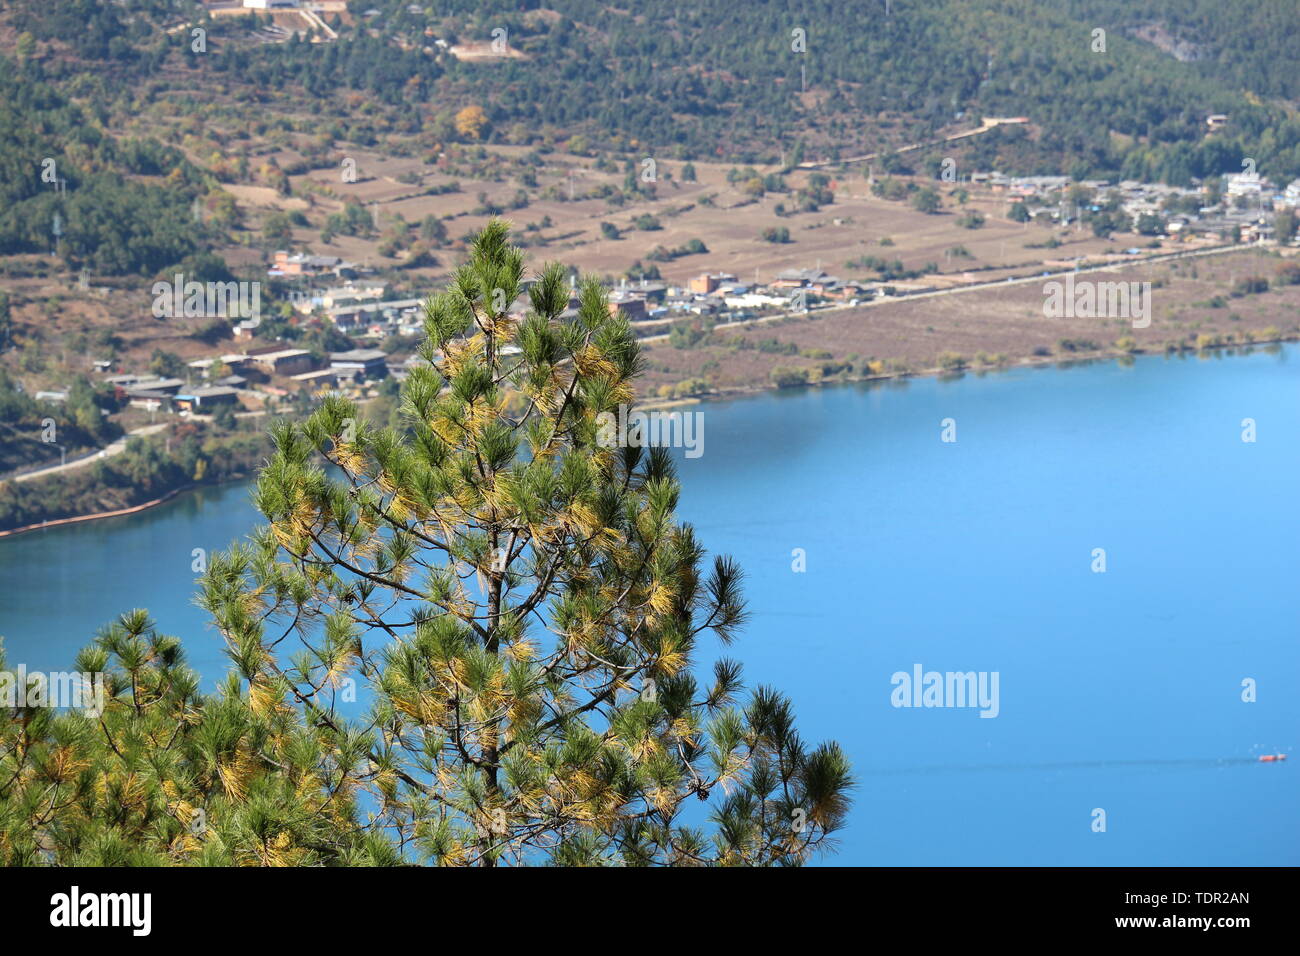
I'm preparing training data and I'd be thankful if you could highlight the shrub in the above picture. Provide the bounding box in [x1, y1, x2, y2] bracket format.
[936, 351, 967, 370]
[770, 366, 811, 387]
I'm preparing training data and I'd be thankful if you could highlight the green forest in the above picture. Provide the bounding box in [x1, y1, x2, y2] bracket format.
[3, 0, 1300, 280]
[0, 63, 208, 275]
[10, 0, 1300, 180]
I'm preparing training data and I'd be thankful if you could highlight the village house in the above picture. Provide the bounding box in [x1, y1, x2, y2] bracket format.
[103, 373, 148, 389]
[126, 377, 186, 397]
[723, 290, 789, 310]
[627, 279, 668, 304]
[607, 291, 649, 322]
[771, 268, 843, 293]
[248, 347, 316, 377]
[270, 251, 354, 279]
[1224, 172, 1269, 201]
[688, 273, 737, 295]
[388, 354, 435, 382]
[299, 283, 388, 315]
[187, 354, 253, 379]
[290, 368, 340, 393]
[174, 386, 241, 413]
[328, 349, 389, 382]
[291, 368, 339, 386]
[329, 298, 422, 331]
[771, 268, 817, 289]
[127, 391, 173, 413]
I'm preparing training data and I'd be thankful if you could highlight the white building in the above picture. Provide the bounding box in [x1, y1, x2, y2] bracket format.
[1225, 173, 1265, 199]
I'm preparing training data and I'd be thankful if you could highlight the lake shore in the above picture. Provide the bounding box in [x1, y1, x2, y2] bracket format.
[5, 336, 1289, 538]
[636, 246, 1300, 403]
[4, 345, 1296, 865]
[0, 488, 187, 539]
[637, 334, 1297, 411]
[0, 470, 257, 540]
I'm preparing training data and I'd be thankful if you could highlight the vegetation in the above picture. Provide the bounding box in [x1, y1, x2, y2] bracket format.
[0, 65, 209, 276]
[9, 1, 1300, 188]
[0, 224, 853, 866]
[0, 426, 266, 532]
[0, 368, 120, 475]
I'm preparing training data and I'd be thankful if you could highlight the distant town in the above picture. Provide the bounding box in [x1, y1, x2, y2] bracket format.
[31, 161, 1293, 428]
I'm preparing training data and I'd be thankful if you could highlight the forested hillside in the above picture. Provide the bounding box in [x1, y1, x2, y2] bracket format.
[7, 0, 1299, 180]
[0, 65, 209, 275]
[1, 0, 1299, 282]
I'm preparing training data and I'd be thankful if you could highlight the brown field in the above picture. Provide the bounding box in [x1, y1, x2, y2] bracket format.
[269, 143, 1189, 293]
[2, 115, 1286, 415]
[635, 249, 1300, 398]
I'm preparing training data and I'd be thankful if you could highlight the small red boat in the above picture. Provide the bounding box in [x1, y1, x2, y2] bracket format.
[1258, 754, 1287, 762]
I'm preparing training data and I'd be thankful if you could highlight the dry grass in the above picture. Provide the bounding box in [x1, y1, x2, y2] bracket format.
[637, 249, 1300, 396]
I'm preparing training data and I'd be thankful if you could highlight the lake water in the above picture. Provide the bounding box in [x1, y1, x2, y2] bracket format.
[2, 347, 1297, 866]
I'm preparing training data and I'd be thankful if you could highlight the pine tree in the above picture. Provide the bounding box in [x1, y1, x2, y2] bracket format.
[0, 610, 371, 865]
[1, 221, 852, 866]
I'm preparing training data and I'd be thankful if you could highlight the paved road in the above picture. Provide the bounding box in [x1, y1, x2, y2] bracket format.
[8, 423, 170, 484]
[638, 241, 1264, 344]
[798, 118, 1028, 170]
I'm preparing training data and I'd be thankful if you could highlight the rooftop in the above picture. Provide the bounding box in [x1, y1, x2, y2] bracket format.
[177, 386, 241, 399]
[330, 349, 389, 362]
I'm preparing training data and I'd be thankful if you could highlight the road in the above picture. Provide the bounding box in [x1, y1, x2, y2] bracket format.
[638, 241, 1263, 344]
[8, 424, 170, 485]
[798, 117, 1029, 171]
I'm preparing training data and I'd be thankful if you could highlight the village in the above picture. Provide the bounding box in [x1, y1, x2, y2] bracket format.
[36, 158, 1290, 427]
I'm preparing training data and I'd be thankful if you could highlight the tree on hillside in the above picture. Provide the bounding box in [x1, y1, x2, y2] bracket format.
[1275, 208, 1297, 244]
[912, 187, 941, 214]
[200, 219, 853, 865]
[1, 221, 852, 866]
[0, 610, 370, 865]
[455, 105, 488, 141]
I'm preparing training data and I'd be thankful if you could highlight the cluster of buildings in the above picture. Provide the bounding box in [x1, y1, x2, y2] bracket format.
[269, 276, 426, 341]
[92, 343, 396, 418]
[600, 270, 877, 324]
[596, 168, 1300, 325]
[274, 273, 835, 337]
[100, 372, 242, 415]
[969, 169, 1300, 244]
[105, 153, 1299, 422]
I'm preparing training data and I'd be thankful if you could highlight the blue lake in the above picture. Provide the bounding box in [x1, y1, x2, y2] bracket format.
[2, 347, 1297, 865]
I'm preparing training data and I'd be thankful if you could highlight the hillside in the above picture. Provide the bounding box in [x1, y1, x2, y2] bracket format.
[6, 0, 1300, 181]
[1, 0, 1299, 414]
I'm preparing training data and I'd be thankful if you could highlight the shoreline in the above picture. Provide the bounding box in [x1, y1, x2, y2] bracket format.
[2, 340, 1289, 536]
[636, 336, 1295, 411]
[0, 488, 186, 539]
[0, 472, 252, 540]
